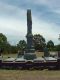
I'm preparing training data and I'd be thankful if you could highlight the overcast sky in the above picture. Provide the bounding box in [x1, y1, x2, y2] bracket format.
[0, 0, 60, 45]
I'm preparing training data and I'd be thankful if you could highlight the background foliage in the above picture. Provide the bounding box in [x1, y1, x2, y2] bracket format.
[0, 33, 59, 54]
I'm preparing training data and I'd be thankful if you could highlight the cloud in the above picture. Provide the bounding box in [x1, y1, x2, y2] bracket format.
[0, 16, 27, 45]
[0, 2, 27, 45]
[0, 2, 26, 18]
[32, 16, 60, 44]
[0, 0, 59, 45]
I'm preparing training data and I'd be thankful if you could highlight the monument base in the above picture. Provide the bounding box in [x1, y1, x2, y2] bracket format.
[23, 48, 36, 60]
[24, 52, 36, 60]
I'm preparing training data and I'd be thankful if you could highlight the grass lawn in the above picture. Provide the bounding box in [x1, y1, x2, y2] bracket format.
[0, 69, 60, 80]
[2, 52, 44, 59]
[0, 52, 60, 80]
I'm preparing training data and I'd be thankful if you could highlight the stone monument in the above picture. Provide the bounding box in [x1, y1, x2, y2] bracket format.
[26, 9, 35, 53]
[24, 9, 36, 60]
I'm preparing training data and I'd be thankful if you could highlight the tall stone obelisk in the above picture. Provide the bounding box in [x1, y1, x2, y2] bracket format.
[26, 9, 34, 53]
[24, 9, 36, 60]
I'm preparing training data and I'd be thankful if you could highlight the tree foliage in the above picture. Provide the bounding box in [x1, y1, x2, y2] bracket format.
[55, 45, 60, 51]
[10, 46, 18, 53]
[0, 33, 10, 53]
[17, 40, 27, 51]
[0, 33, 60, 54]
[47, 40, 54, 51]
[33, 34, 46, 51]
[0, 33, 7, 44]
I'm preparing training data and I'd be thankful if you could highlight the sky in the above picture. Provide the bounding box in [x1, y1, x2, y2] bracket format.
[0, 0, 60, 45]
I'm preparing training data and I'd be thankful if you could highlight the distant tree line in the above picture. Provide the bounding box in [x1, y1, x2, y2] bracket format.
[0, 33, 60, 54]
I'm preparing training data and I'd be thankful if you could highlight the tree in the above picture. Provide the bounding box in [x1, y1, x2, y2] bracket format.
[47, 40, 54, 51]
[10, 46, 18, 53]
[0, 33, 7, 44]
[17, 40, 27, 51]
[0, 33, 11, 53]
[33, 34, 46, 51]
[0, 33, 7, 50]
[55, 45, 60, 51]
